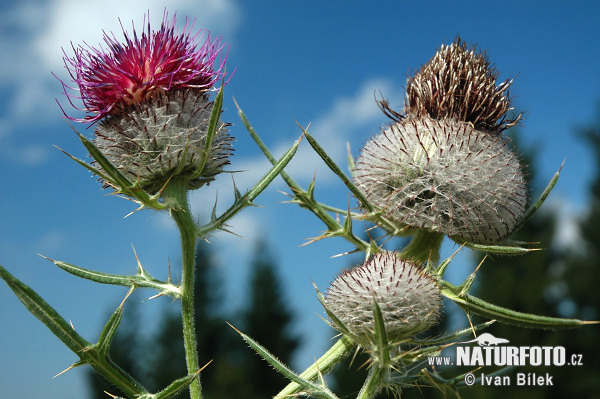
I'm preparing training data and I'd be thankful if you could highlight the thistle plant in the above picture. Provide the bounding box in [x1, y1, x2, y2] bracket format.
[0, 14, 595, 399]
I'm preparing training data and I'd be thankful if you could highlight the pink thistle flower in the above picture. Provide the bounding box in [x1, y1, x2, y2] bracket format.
[57, 11, 227, 123]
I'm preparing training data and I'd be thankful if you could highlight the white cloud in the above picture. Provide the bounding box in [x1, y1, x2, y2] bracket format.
[545, 196, 583, 251]
[0, 0, 241, 143]
[229, 78, 404, 191]
[35, 229, 66, 252]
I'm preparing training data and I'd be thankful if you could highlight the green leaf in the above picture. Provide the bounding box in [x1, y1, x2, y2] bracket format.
[303, 129, 374, 212]
[150, 367, 204, 399]
[43, 256, 181, 299]
[77, 132, 134, 192]
[193, 84, 224, 181]
[371, 298, 391, 364]
[278, 336, 355, 398]
[440, 280, 592, 329]
[60, 124, 166, 211]
[514, 161, 563, 232]
[0, 264, 90, 353]
[0, 264, 148, 397]
[315, 287, 353, 337]
[247, 135, 301, 203]
[230, 323, 338, 399]
[235, 98, 301, 191]
[458, 240, 539, 255]
[96, 288, 133, 355]
[198, 136, 300, 236]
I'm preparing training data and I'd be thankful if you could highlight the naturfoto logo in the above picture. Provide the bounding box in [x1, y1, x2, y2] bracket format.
[456, 333, 566, 367]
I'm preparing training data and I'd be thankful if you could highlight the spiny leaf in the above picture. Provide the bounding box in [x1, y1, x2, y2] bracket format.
[458, 240, 539, 255]
[228, 323, 338, 399]
[96, 288, 134, 355]
[0, 264, 90, 353]
[193, 84, 224, 180]
[514, 160, 564, 232]
[0, 264, 147, 396]
[43, 256, 181, 298]
[440, 279, 592, 329]
[198, 136, 300, 236]
[371, 298, 390, 364]
[303, 128, 374, 212]
[151, 362, 211, 399]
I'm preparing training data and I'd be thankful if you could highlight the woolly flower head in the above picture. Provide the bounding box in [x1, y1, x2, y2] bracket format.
[58, 12, 226, 123]
[404, 37, 521, 133]
[326, 252, 441, 347]
[353, 117, 527, 244]
[57, 12, 232, 194]
[354, 38, 528, 244]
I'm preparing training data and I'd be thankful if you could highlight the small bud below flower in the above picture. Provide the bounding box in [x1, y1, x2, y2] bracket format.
[325, 252, 441, 347]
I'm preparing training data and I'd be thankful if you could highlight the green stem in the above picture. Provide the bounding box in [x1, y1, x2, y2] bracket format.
[163, 178, 202, 399]
[357, 365, 386, 399]
[277, 335, 355, 397]
[400, 229, 444, 265]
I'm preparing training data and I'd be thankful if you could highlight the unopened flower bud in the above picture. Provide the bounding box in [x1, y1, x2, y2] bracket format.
[353, 117, 527, 244]
[405, 37, 521, 133]
[326, 252, 441, 347]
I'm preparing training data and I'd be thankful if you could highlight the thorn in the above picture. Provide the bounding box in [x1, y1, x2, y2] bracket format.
[167, 258, 172, 283]
[157, 174, 174, 198]
[119, 286, 135, 308]
[197, 359, 213, 374]
[69, 320, 76, 330]
[467, 312, 476, 338]
[293, 118, 311, 137]
[103, 391, 124, 399]
[131, 244, 146, 276]
[38, 253, 55, 263]
[473, 254, 487, 275]
[330, 249, 361, 258]
[226, 321, 243, 335]
[147, 292, 165, 300]
[53, 361, 84, 378]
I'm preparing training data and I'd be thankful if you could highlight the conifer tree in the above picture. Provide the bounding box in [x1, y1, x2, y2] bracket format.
[239, 240, 301, 398]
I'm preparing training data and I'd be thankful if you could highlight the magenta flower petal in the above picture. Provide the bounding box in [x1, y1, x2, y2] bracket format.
[57, 11, 227, 124]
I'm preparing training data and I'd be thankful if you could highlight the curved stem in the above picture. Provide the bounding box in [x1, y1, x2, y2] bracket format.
[163, 178, 202, 399]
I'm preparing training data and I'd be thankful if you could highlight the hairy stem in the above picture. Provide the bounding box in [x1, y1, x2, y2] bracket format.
[357, 365, 386, 399]
[163, 178, 202, 399]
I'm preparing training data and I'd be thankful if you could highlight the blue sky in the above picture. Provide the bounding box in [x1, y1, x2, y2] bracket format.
[1, 1, 600, 398]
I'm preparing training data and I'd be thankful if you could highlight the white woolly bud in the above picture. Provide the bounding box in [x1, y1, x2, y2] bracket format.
[326, 252, 441, 346]
[353, 117, 527, 244]
[94, 89, 233, 194]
